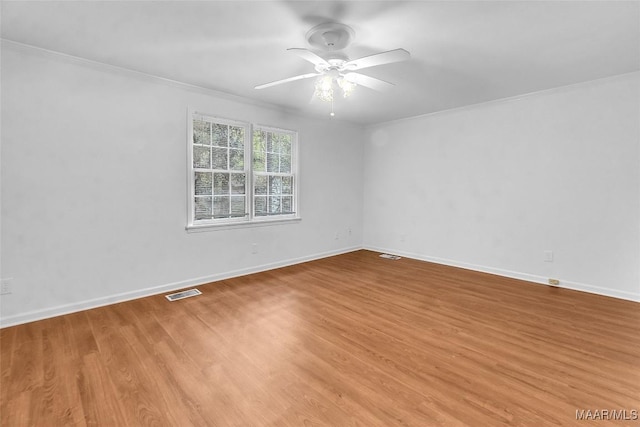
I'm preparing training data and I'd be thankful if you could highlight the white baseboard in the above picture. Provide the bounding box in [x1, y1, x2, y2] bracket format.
[0, 246, 362, 328]
[364, 245, 640, 303]
[4, 245, 636, 328]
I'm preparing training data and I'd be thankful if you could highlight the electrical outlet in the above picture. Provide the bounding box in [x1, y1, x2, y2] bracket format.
[0, 278, 13, 295]
[548, 278, 560, 286]
[544, 250, 554, 262]
[347, 227, 352, 236]
[334, 232, 340, 240]
[251, 243, 258, 254]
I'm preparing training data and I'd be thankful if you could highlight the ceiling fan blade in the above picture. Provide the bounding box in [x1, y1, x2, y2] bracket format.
[344, 48, 410, 71]
[344, 73, 395, 92]
[255, 73, 320, 90]
[287, 48, 329, 67]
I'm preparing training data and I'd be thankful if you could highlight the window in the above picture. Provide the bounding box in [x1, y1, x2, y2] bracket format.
[187, 111, 298, 229]
[252, 127, 296, 217]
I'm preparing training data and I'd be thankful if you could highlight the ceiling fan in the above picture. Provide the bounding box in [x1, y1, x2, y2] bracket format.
[255, 23, 410, 111]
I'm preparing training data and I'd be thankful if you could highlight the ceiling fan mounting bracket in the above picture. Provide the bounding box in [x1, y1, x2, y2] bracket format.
[306, 23, 355, 51]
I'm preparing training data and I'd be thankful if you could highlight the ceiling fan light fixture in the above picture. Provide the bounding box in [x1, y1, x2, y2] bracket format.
[314, 75, 334, 102]
[315, 74, 358, 102]
[337, 77, 357, 98]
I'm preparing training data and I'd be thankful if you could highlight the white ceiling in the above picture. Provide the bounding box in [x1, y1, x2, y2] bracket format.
[2, 1, 639, 125]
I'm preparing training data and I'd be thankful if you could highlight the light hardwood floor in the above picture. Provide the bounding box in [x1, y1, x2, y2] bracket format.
[1, 250, 639, 426]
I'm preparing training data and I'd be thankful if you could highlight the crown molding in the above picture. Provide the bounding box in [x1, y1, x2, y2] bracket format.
[1, 38, 364, 128]
[366, 70, 640, 130]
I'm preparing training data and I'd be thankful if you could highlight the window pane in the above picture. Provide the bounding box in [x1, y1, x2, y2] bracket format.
[280, 134, 291, 155]
[230, 173, 245, 195]
[280, 155, 291, 173]
[268, 196, 281, 213]
[193, 146, 211, 168]
[212, 124, 228, 147]
[229, 148, 244, 171]
[213, 196, 230, 217]
[254, 196, 267, 215]
[254, 175, 267, 195]
[282, 176, 293, 194]
[282, 196, 293, 213]
[253, 151, 265, 172]
[194, 172, 212, 195]
[269, 176, 282, 195]
[193, 120, 210, 145]
[229, 126, 244, 149]
[266, 153, 279, 173]
[270, 133, 281, 153]
[194, 197, 212, 220]
[213, 173, 229, 195]
[230, 196, 245, 216]
[212, 147, 228, 169]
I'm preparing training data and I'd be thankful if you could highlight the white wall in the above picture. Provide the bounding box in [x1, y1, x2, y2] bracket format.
[2, 42, 638, 327]
[0, 42, 364, 326]
[363, 72, 640, 301]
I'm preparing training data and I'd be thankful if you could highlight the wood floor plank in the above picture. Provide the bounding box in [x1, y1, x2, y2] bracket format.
[1, 250, 639, 426]
[39, 317, 85, 425]
[76, 352, 130, 426]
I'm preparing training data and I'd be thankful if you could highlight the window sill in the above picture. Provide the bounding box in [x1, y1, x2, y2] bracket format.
[186, 216, 301, 233]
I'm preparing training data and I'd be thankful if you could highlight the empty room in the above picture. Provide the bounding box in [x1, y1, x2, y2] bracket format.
[1, 1, 639, 425]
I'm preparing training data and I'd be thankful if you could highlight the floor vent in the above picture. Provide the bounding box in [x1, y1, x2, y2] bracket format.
[379, 253, 402, 260]
[165, 288, 202, 301]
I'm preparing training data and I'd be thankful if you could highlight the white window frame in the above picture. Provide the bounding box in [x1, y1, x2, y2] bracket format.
[186, 109, 300, 231]
[251, 124, 299, 223]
